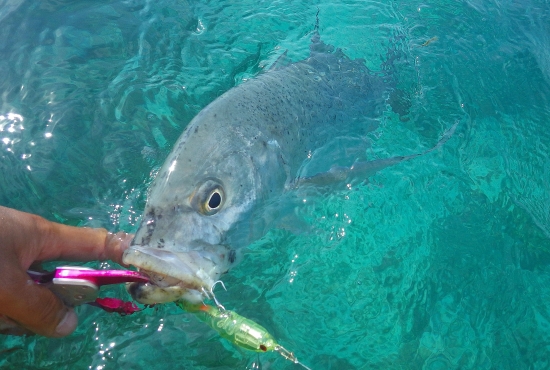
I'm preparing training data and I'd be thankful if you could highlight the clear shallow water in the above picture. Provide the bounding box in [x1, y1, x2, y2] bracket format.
[1, 0, 550, 369]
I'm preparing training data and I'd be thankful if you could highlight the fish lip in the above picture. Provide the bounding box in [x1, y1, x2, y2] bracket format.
[139, 269, 185, 288]
[122, 244, 226, 303]
[123, 246, 209, 304]
[126, 280, 204, 304]
[123, 245, 215, 288]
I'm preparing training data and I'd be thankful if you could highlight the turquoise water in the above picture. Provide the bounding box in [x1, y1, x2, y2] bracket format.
[1, 0, 550, 369]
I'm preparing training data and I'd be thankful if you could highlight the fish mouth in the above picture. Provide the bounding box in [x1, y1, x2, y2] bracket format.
[122, 245, 222, 304]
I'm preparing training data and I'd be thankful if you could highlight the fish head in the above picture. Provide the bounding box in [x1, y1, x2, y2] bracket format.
[122, 108, 268, 304]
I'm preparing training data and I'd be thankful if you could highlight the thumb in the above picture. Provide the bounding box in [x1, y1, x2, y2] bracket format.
[0, 269, 78, 337]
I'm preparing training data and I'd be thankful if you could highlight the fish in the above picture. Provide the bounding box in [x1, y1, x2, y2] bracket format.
[122, 32, 456, 304]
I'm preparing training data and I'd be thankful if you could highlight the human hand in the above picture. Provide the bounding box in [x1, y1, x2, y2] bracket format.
[0, 206, 133, 337]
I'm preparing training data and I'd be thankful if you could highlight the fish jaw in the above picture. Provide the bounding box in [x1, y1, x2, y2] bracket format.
[122, 244, 235, 304]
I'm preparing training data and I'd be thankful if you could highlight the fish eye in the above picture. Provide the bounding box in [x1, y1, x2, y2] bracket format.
[206, 190, 222, 212]
[192, 179, 225, 216]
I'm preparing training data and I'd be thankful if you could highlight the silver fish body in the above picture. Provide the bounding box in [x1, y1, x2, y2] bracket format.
[123, 37, 391, 304]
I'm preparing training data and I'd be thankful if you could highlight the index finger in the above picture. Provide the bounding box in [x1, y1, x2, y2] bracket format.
[1, 206, 132, 266]
[38, 221, 133, 265]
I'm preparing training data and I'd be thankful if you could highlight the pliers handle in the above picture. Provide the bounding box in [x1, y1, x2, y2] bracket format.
[28, 266, 149, 307]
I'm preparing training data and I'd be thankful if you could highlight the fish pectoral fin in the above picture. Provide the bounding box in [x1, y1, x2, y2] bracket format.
[293, 160, 394, 188]
[293, 165, 351, 187]
[269, 50, 290, 70]
[292, 121, 460, 189]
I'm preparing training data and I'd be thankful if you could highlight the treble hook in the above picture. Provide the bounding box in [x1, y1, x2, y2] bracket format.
[201, 280, 227, 311]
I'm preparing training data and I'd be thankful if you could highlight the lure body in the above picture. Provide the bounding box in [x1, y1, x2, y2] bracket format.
[177, 301, 276, 352]
[177, 301, 312, 369]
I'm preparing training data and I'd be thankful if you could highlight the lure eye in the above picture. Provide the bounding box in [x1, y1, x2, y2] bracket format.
[259, 344, 267, 352]
[192, 179, 225, 216]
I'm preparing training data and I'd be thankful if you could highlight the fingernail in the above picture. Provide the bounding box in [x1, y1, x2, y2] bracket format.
[55, 309, 77, 336]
